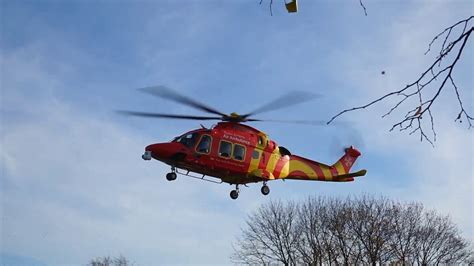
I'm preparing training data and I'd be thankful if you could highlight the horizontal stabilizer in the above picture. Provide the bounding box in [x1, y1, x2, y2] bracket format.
[332, 169, 367, 181]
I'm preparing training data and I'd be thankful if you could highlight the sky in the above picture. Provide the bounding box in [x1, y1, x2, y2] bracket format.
[1, 0, 473, 265]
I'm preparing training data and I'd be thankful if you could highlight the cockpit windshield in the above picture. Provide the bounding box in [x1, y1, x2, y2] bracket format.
[173, 132, 199, 148]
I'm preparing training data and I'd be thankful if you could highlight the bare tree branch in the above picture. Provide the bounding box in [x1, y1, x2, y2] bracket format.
[328, 16, 473, 145]
[259, 0, 273, 16]
[231, 200, 301, 265]
[359, 0, 367, 16]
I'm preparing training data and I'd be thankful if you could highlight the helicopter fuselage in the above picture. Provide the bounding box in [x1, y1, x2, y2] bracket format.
[143, 122, 366, 186]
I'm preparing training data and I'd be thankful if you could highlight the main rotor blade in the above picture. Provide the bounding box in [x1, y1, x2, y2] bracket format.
[118, 110, 221, 120]
[138, 86, 226, 117]
[243, 91, 322, 118]
[247, 118, 346, 126]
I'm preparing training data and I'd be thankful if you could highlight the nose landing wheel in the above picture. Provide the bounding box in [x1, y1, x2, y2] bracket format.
[261, 183, 270, 196]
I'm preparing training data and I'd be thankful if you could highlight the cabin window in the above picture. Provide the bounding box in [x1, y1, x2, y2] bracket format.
[252, 150, 260, 159]
[233, 144, 246, 161]
[218, 141, 232, 158]
[176, 133, 199, 148]
[196, 135, 212, 154]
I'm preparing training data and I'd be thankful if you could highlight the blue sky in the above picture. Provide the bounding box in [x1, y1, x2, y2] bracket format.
[1, 0, 473, 265]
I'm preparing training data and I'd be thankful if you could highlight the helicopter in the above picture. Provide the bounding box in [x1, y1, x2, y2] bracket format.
[120, 86, 367, 199]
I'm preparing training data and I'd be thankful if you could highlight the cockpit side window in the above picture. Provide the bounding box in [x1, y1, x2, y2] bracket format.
[176, 133, 199, 148]
[196, 135, 212, 154]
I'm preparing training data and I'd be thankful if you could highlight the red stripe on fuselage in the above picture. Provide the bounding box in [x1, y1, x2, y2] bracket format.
[288, 170, 310, 179]
[272, 155, 289, 178]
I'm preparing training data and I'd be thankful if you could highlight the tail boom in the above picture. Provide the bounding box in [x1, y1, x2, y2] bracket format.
[283, 146, 366, 182]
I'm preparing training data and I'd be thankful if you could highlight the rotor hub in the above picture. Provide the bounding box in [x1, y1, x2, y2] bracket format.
[224, 112, 246, 123]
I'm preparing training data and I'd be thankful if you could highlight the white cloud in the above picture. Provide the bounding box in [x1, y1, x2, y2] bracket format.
[1, 90, 249, 265]
[0, 41, 252, 265]
[1, 1, 472, 265]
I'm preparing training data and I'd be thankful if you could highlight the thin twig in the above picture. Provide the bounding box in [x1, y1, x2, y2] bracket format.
[270, 0, 273, 16]
[359, 0, 368, 16]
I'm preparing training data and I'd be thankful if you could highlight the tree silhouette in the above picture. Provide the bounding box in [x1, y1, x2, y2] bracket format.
[232, 195, 472, 265]
[88, 255, 130, 266]
[231, 201, 300, 265]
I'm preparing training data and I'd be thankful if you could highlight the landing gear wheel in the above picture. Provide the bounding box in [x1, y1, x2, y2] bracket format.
[166, 172, 177, 181]
[261, 185, 270, 195]
[230, 190, 239, 200]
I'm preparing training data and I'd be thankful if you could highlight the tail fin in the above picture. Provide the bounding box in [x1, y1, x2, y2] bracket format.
[332, 146, 361, 175]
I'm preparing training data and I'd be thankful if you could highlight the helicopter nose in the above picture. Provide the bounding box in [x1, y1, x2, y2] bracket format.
[145, 143, 163, 159]
[145, 143, 177, 160]
[145, 143, 158, 152]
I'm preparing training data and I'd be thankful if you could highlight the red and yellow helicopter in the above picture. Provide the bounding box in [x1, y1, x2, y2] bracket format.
[121, 86, 367, 199]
